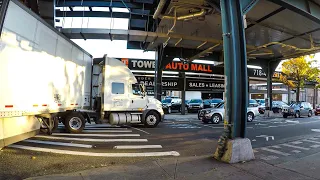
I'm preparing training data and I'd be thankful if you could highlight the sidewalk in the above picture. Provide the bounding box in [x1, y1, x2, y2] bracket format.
[27, 153, 320, 180]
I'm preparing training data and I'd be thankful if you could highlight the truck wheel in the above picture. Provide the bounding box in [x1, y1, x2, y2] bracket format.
[308, 110, 312, 117]
[144, 111, 160, 128]
[168, 107, 172, 114]
[283, 114, 288, 118]
[65, 112, 85, 133]
[295, 111, 300, 118]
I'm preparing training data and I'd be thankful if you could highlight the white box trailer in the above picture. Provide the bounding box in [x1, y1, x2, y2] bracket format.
[0, 0, 163, 149]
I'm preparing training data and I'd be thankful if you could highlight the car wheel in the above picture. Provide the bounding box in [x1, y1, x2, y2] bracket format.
[168, 107, 172, 114]
[308, 110, 312, 117]
[247, 112, 254, 122]
[295, 111, 300, 118]
[211, 114, 221, 124]
[283, 114, 288, 118]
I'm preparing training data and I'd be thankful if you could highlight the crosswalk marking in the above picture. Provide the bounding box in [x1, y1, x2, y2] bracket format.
[309, 137, 319, 140]
[291, 141, 303, 145]
[272, 145, 281, 149]
[8, 145, 180, 157]
[35, 135, 148, 142]
[83, 130, 132, 133]
[51, 133, 140, 137]
[281, 144, 310, 150]
[23, 140, 92, 148]
[260, 147, 291, 156]
[260, 155, 279, 161]
[113, 145, 162, 149]
[84, 128, 128, 130]
[303, 139, 320, 144]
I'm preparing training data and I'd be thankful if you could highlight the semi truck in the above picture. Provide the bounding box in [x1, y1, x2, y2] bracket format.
[0, 0, 163, 149]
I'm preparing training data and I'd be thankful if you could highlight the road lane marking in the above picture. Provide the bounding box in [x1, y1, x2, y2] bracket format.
[272, 145, 281, 149]
[303, 139, 320, 144]
[310, 145, 320, 148]
[8, 145, 180, 157]
[51, 133, 140, 137]
[113, 145, 162, 149]
[291, 141, 303, 145]
[131, 127, 151, 135]
[268, 126, 278, 128]
[23, 140, 92, 148]
[82, 130, 132, 133]
[192, 123, 223, 129]
[35, 135, 148, 142]
[309, 137, 319, 140]
[281, 144, 310, 150]
[260, 147, 291, 156]
[260, 155, 279, 161]
[291, 150, 301, 153]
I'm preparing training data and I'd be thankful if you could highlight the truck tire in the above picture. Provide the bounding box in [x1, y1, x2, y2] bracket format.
[65, 112, 85, 133]
[144, 111, 160, 128]
[308, 110, 312, 117]
[283, 114, 288, 118]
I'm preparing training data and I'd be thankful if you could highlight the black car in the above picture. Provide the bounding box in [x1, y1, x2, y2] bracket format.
[187, 99, 204, 113]
[161, 98, 182, 114]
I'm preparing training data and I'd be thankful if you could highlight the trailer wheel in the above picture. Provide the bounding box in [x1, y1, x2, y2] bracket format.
[65, 112, 85, 133]
[144, 111, 160, 128]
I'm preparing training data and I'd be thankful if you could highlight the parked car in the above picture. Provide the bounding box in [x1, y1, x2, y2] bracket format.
[162, 98, 182, 114]
[282, 101, 313, 118]
[185, 100, 190, 107]
[187, 99, 204, 113]
[203, 98, 223, 109]
[315, 105, 320, 116]
[257, 101, 288, 114]
[255, 99, 265, 105]
[249, 99, 259, 107]
[198, 102, 259, 124]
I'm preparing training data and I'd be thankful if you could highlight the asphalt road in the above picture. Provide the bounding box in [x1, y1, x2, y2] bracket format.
[2, 112, 320, 179]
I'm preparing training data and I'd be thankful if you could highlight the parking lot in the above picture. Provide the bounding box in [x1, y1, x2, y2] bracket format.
[2, 112, 320, 179]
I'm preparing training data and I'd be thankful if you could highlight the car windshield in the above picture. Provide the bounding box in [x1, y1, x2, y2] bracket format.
[291, 102, 301, 107]
[258, 99, 265, 104]
[204, 99, 211, 103]
[162, 99, 172, 103]
[212, 99, 223, 103]
[190, 99, 202, 103]
[249, 99, 258, 104]
[215, 102, 225, 108]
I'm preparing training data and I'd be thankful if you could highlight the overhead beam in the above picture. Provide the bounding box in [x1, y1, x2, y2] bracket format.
[268, 0, 320, 24]
[55, 10, 150, 20]
[56, 1, 154, 9]
[246, 7, 285, 29]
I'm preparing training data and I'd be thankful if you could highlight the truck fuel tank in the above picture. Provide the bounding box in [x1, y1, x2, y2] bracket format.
[109, 113, 142, 125]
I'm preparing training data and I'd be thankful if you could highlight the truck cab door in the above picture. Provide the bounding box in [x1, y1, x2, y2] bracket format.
[129, 84, 147, 110]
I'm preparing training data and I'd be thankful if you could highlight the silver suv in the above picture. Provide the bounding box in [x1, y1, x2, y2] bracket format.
[282, 102, 313, 118]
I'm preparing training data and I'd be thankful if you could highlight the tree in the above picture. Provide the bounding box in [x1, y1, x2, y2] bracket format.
[279, 55, 320, 102]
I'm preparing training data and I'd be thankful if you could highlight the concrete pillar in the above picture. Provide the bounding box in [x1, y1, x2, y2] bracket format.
[154, 46, 163, 101]
[180, 72, 186, 115]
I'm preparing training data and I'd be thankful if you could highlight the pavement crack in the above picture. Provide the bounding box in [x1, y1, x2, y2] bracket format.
[155, 160, 173, 179]
[79, 173, 85, 180]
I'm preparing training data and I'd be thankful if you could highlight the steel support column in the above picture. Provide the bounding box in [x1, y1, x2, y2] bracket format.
[220, 0, 248, 138]
[288, 86, 291, 105]
[180, 72, 186, 115]
[154, 46, 163, 101]
[267, 63, 273, 111]
[313, 86, 317, 109]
